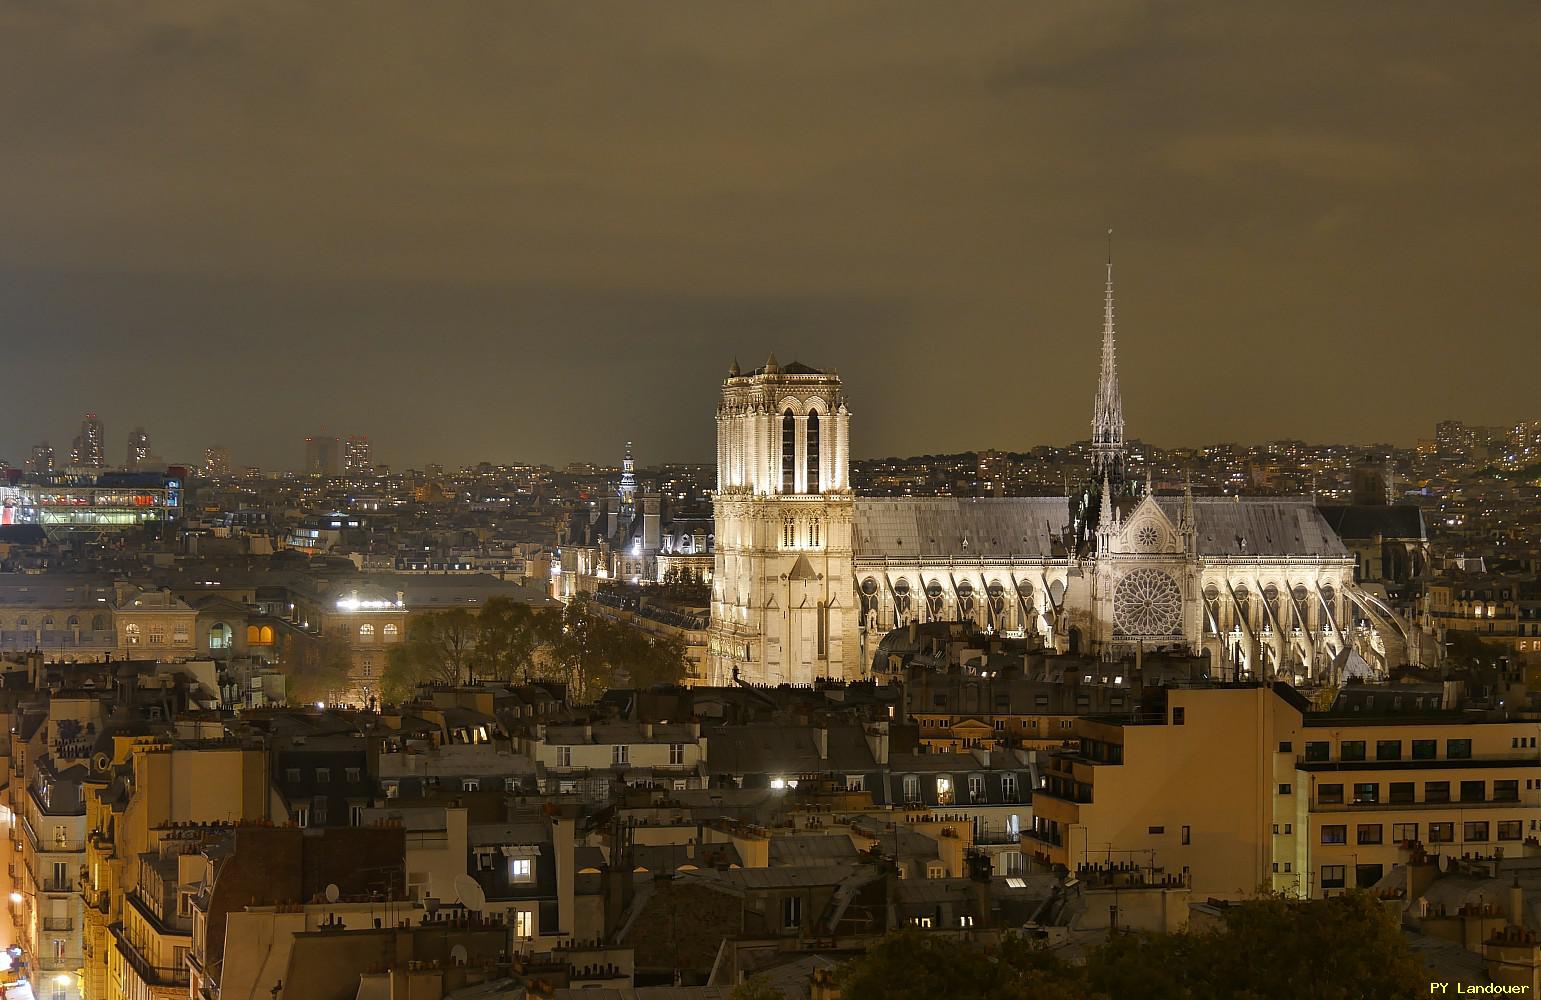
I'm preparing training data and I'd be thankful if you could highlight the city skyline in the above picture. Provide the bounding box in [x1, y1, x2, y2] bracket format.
[6, 405, 1534, 475]
[3, 4, 1539, 469]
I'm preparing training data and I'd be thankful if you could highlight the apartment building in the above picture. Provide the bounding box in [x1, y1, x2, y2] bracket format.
[525, 722, 707, 798]
[1030, 683, 1541, 901]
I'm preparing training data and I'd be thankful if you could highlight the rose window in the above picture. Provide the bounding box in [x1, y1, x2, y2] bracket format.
[1114, 568, 1183, 636]
[1136, 524, 1160, 549]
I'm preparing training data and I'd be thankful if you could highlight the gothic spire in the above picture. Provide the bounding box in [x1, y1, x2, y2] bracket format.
[1091, 232, 1126, 484]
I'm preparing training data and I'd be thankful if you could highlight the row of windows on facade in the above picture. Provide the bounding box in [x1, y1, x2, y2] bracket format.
[355, 623, 399, 640]
[898, 772, 1020, 804]
[1, 614, 108, 630]
[1312, 778, 1522, 806]
[781, 518, 821, 548]
[1292, 737, 1496, 762]
[550, 744, 690, 767]
[192, 623, 276, 648]
[914, 717, 1083, 739]
[383, 777, 526, 796]
[1319, 819, 1526, 846]
[122, 623, 190, 645]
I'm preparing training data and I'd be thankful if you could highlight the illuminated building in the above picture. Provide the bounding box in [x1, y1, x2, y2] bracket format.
[344, 434, 372, 476]
[619, 440, 637, 514]
[304, 435, 340, 477]
[71, 411, 105, 468]
[203, 445, 233, 478]
[0, 478, 181, 534]
[708, 264, 1422, 686]
[28, 441, 54, 475]
[1030, 683, 1541, 900]
[127, 426, 150, 468]
[707, 355, 859, 685]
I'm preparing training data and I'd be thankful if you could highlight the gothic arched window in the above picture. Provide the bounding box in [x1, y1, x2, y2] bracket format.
[782, 409, 795, 493]
[986, 581, 1006, 630]
[1291, 585, 1309, 629]
[806, 409, 820, 493]
[956, 580, 975, 622]
[925, 581, 946, 620]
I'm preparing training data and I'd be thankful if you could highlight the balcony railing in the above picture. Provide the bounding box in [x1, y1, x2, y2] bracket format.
[112, 926, 191, 986]
[1298, 752, 1541, 771]
[972, 830, 1023, 846]
[43, 916, 73, 931]
[1312, 798, 1528, 813]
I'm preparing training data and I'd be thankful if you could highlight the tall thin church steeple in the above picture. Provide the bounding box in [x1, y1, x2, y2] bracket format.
[1091, 231, 1125, 482]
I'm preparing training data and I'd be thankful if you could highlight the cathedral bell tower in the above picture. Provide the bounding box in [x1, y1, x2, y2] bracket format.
[707, 355, 859, 685]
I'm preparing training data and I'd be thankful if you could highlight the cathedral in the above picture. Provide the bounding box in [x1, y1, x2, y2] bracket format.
[706, 263, 1422, 686]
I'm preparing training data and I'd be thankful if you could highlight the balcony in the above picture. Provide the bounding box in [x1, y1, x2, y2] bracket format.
[1311, 798, 1532, 814]
[111, 925, 191, 987]
[43, 916, 73, 931]
[972, 830, 1023, 846]
[1297, 752, 1541, 772]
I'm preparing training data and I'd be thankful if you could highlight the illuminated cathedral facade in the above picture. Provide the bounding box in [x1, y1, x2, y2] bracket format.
[706, 265, 1422, 686]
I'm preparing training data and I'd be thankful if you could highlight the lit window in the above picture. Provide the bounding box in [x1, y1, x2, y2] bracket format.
[125, 623, 141, 644]
[509, 858, 533, 883]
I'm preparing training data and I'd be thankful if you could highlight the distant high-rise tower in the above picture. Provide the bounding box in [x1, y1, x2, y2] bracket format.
[343, 435, 372, 477]
[28, 442, 55, 475]
[127, 427, 150, 469]
[76, 412, 105, 467]
[619, 440, 637, 515]
[707, 355, 858, 685]
[204, 445, 233, 478]
[304, 435, 340, 477]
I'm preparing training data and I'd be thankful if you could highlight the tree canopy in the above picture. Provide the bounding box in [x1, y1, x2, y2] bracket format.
[379, 594, 688, 703]
[282, 633, 354, 704]
[834, 892, 1425, 1000]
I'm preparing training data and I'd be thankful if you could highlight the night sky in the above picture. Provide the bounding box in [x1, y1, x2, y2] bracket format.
[2, 2, 1538, 471]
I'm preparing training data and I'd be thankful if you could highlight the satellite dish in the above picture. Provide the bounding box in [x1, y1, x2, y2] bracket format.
[453, 873, 487, 911]
[324, 883, 340, 903]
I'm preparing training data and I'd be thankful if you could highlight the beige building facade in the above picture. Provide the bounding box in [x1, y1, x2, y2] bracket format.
[1031, 684, 1541, 900]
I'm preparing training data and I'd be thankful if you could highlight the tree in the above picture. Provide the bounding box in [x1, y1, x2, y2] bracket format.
[542, 596, 622, 700]
[283, 634, 354, 705]
[537, 597, 690, 697]
[836, 930, 1085, 1000]
[1189, 891, 1426, 1000]
[616, 629, 689, 689]
[380, 608, 479, 700]
[835, 893, 1424, 1000]
[474, 597, 553, 683]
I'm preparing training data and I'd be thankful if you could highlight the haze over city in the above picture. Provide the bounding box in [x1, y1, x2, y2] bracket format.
[3, 2, 1539, 470]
